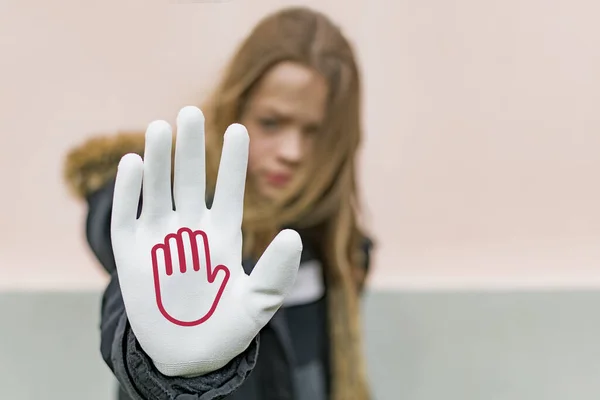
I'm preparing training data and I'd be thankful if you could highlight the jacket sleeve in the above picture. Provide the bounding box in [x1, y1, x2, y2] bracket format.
[86, 180, 259, 400]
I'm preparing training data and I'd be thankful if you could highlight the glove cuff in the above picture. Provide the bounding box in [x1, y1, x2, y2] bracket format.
[123, 321, 259, 400]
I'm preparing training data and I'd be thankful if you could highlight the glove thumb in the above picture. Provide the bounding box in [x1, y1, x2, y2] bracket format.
[244, 229, 303, 326]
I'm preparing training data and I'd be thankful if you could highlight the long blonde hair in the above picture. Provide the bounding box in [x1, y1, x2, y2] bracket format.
[201, 7, 371, 400]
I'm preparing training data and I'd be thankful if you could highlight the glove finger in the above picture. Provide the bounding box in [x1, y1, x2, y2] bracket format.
[173, 106, 207, 217]
[142, 120, 174, 219]
[211, 124, 249, 231]
[112, 153, 143, 235]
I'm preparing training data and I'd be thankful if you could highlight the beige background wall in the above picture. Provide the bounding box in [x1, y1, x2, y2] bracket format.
[1, 0, 599, 291]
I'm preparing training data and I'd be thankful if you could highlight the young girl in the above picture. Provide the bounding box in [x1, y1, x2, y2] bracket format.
[64, 6, 374, 400]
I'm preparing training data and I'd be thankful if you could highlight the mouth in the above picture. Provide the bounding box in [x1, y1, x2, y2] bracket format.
[265, 172, 293, 187]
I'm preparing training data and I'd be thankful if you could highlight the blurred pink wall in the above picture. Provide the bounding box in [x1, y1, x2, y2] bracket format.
[1, 0, 599, 290]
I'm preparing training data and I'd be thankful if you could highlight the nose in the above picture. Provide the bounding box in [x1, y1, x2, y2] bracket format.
[277, 129, 304, 164]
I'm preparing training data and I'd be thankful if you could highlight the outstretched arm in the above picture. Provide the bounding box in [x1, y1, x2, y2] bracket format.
[86, 180, 259, 400]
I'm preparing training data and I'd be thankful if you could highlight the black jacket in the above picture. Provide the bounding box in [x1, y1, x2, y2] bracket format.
[85, 180, 371, 400]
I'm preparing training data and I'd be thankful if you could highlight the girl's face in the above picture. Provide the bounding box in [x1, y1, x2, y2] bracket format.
[240, 61, 328, 200]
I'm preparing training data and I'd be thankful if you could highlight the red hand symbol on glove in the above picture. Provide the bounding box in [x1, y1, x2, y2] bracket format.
[152, 227, 230, 327]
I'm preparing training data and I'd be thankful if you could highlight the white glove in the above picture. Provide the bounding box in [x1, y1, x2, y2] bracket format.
[111, 106, 302, 377]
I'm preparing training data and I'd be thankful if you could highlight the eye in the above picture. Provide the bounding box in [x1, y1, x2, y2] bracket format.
[258, 117, 279, 131]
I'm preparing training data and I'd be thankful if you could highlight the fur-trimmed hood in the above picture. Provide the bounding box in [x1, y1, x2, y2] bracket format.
[63, 132, 147, 200]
